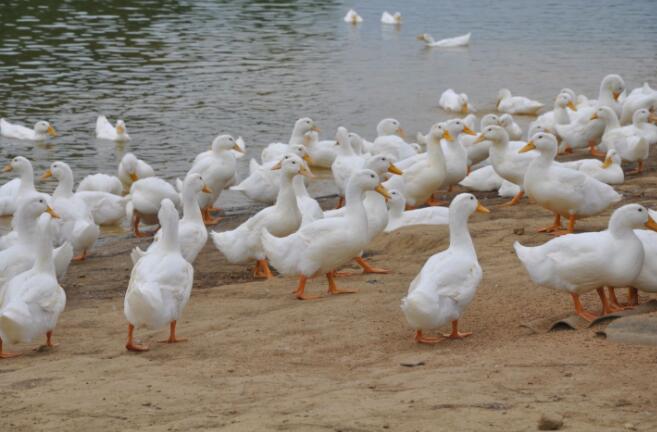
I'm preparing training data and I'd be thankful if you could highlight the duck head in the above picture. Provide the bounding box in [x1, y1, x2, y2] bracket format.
[377, 118, 404, 138]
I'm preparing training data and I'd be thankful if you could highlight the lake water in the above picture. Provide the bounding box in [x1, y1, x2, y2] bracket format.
[2, 0, 657, 210]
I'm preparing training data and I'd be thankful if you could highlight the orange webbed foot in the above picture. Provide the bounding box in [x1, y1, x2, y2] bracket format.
[126, 342, 149, 352]
[414, 331, 441, 345]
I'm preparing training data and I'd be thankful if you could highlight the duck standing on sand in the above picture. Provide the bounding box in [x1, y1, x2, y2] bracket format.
[124, 199, 193, 352]
[514, 204, 657, 321]
[262, 169, 391, 300]
[521, 132, 621, 234]
[401, 194, 489, 344]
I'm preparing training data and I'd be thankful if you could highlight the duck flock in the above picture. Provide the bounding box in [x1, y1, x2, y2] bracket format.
[2, 11, 657, 356]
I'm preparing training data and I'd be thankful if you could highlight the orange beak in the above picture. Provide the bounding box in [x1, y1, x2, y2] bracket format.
[476, 203, 490, 213]
[40, 169, 53, 181]
[519, 141, 536, 153]
[462, 125, 476, 136]
[202, 185, 212, 193]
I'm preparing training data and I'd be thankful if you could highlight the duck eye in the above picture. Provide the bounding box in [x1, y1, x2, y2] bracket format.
[292, 161, 296, 164]
[470, 196, 474, 200]
[370, 174, 375, 179]
[639, 208, 643, 212]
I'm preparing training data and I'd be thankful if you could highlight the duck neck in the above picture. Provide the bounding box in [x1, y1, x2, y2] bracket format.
[428, 136, 447, 168]
[608, 215, 638, 239]
[554, 104, 570, 124]
[292, 175, 310, 198]
[344, 183, 367, 222]
[54, 170, 74, 198]
[289, 127, 306, 146]
[181, 186, 203, 225]
[14, 210, 38, 240]
[388, 198, 404, 220]
[275, 171, 298, 212]
[602, 113, 620, 133]
[34, 222, 55, 275]
[18, 165, 35, 193]
[448, 209, 475, 253]
[159, 215, 180, 254]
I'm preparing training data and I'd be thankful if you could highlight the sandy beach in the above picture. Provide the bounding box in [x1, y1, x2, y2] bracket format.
[1, 160, 656, 432]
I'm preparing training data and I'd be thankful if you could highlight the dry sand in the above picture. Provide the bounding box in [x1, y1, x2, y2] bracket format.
[2, 164, 657, 432]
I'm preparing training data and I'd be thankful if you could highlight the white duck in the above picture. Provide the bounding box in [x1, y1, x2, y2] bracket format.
[515, 204, 657, 321]
[231, 144, 312, 204]
[562, 149, 624, 185]
[459, 113, 498, 166]
[127, 177, 180, 237]
[42, 161, 100, 260]
[498, 114, 523, 140]
[620, 89, 657, 125]
[344, 9, 363, 24]
[76, 189, 128, 226]
[0, 156, 50, 216]
[331, 127, 367, 208]
[576, 74, 625, 117]
[521, 132, 621, 233]
[416, 32, 470, 48]
[323, 154, 403, 273]
[496, 88, 543, 115]
[630, 108, 657, 145]
[303, 130, 338, 168]
[370, 118, 416, 161]
[77, 173, 123, 195]
[187, 134, 242, 224]
[95, 115, 130, 141]
[439, 119, 475, 190]
[530, 92, 577, 136]
[401, 193, 488, 344]
[262, 169, 390, 300]
[381, 11, 401, 24]
[458, 165, 504, 193]
[261, 117, 319, 163]
[0, 119, 57, 141]
[439, 89, 473, 114]
[473, 125, 538, 206]
[131, 174, 210, 265]
[385, 189, 449, 233]
[0, 197, 72, 287]
[0, 213, 67, 358]
[118, 152, 155, 189]
[383, 123, 447, 208]
[123, 198, 193, 352]
[593, 106, 649, 174]
[211, 155, 310, 279]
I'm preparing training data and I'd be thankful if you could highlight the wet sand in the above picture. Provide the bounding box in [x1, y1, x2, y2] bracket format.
[2, 158, 657, 431]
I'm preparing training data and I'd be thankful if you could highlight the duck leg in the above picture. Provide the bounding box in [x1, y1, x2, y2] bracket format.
[442, 320, 472, 339]
[354, 256, 389, 274]
[46, 331, 57, 347]
[72, 249, 87, 261]
[326, 272, 357, 296]
[0, 338, 21, 359]
[497, 190, 524, 207]
[537, 213, 562, 233]
[607, 287, 629, 311]
[335, 196, 345, 209]
[552, 215, 576, 236]
[159, 321, 187, 343]
[598, 287, 623, 315]
[570, 293, 598, 322]
[414, 330, 441, 345]
[253, 259, 273, 279]
[425, 195, 447, 206]
[202, 207, 222, 225]
[627, 160, 644, 175]
[588, 140, 606, 157]
[126, 323, 149, 352]
[627, 287, 640, 307]
[294, 275, 320, 300]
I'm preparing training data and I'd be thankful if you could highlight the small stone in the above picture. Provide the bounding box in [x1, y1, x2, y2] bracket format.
[624, 423, 637, 431]
[538, 412, 563, 430]
[513, 227, 525, 235]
